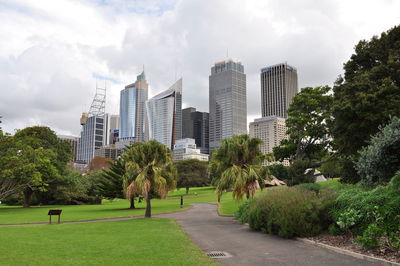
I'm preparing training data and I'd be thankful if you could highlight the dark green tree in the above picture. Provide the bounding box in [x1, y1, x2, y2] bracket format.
[332, 25, 400, 156]
[100, 158, 124, 200]
[175, 159, 208, 194]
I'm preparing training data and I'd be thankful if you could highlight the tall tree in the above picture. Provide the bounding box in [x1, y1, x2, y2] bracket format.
[100, 158, 124, 200]
[175, 159, 208, 194]
[3, 126, 70, 207]
[210, 135, 267, 201]
[123, 140, 177, 217]
[332, 25, 400, 156]
[273, 86, 334, 166]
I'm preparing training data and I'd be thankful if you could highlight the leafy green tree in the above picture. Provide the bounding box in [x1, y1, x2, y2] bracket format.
[175, 159, 208, 194]
[273, 86, 333, 164]
[356, 116, 400, 185]
[0, 135, 23, 200]
[210, 135, 267, 201]
[0, 126, 70, 207]
[123, 140, 177, 217]
[273, 86, 334, 184]
[0, 139, 59, 207]
[14, 126, 71, 172]
[332, 25, 400, 157]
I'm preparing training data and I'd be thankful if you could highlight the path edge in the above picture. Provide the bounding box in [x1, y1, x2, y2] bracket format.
[297, 237, 400, 266]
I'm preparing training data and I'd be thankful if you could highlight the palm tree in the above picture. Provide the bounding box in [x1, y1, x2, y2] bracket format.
[123, 140, 176, 218]
[210, 135, 270, 201]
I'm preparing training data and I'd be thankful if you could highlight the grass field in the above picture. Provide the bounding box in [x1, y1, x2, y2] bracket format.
[0, 218, 217, 266]
[0, 187, 248, 224]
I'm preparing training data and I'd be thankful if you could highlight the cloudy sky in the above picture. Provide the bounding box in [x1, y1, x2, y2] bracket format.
[0, 0, 399, 136]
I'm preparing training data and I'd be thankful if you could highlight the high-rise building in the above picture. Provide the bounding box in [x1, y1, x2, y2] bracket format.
[261, 63, 298, 118]
[172, 138, 209, 161]
[57, 135, 79, 162]
[249, 116, 288, 166]
[119, 71, 148, 142]
[209, 59, 247, 152]
[182, 107, 209, 154]
[105, 114, 120, 145]
[77, 84, 107, 164]
[146, 78, 182, 149]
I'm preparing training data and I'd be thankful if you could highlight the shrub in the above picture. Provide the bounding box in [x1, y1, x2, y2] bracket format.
[234, 198, 254, 224]
[298, 183, 321, 193]
[239, 187, 336, 238]
[330, 174, 400, 249]
[356, 116, 400, 185]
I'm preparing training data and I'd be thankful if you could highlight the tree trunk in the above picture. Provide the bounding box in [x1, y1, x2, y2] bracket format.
[129, 196, 135, 209]
[186, 186, 189, 195]
[217, 193, 221, 203]
[145, 196, 151, 218]
[23, 188, 33, 208]
[246, 191, 250, 200]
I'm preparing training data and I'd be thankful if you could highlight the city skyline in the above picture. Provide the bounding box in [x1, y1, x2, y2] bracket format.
[0, 1, 399, 135]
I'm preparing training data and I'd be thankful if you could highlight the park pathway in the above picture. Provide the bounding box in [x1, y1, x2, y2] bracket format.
[159, 203, 380, 266]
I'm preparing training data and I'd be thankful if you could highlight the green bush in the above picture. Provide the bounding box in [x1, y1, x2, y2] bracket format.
[356, 116, 400, 185]
[234, 198, 254, 224]
[330, 175, 400, 249]
[238, 187, 336, 238]
[298, 183, 321, 193]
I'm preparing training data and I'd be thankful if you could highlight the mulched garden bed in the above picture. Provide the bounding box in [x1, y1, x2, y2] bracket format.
[307, 234, 400, 264]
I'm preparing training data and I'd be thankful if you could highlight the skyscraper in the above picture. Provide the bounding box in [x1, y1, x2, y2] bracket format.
[182, 107, 209, 154]
[261, 63, 298, 118]
[119, 71, 148, 142]
[209, 59, 247, 152]
[77, 84, 106, 164]
[146, 78, 182, 149]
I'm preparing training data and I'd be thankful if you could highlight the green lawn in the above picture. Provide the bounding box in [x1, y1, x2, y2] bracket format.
[0, 218, 217, 266]
[0, 187, 245, 223]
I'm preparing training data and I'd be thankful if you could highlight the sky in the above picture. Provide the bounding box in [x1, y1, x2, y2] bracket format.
[0, 0, 399, 136]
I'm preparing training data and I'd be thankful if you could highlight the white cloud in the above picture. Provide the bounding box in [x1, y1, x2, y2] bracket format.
[0, 0, 399, 135]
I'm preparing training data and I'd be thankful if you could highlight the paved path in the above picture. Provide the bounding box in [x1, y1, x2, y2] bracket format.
[159, 203, 380, 266]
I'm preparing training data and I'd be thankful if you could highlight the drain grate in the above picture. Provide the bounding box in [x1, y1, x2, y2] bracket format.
[206, 251, 232, 259]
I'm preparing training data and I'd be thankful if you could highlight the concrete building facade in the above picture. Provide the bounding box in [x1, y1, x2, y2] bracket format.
[249, 116, 288, 165]
[120, 71, 148, 142]
[146, 78, 182, 149]
[94, 144, 123, 160]
[209, 59, 247, 152]
[173, 138, 209, 161]
[261, 63, 298, 118]
[182, 107, 209, 154]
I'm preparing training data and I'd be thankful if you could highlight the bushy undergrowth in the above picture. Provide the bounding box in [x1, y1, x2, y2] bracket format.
[330, 172, 400, 249]
[236, 187, 336, 238]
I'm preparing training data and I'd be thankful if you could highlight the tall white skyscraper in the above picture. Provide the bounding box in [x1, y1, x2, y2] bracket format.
[209, 59, 247, 152]
[146, 78, 182, 149]
[261, 63, 298, 118]
[119, 71, 148, 142]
